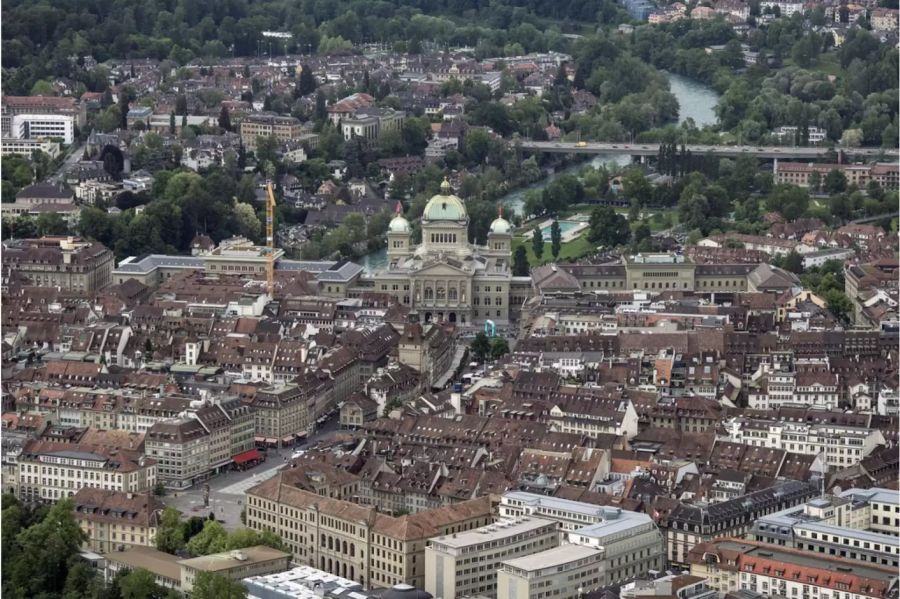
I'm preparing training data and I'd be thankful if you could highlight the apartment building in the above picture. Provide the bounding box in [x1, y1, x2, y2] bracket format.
[10, 113, 75, 144]
[688, 539, 898, 599]
[73, 488, 163, 553]
[240, 114, 304, 148]
[498, 543, 606, 599]
[2, 236, 114, 293]
[16, 439, 156, 503]
[245, 472, 493, 589]
[425, 517, 560, 598]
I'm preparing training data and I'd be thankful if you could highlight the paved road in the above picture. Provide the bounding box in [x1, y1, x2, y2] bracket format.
[516, 140, 898, 160]
[162, 413, 342, 530]
[49, 143, 83, 184]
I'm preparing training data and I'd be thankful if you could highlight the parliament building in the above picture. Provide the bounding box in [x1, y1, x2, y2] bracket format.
[372, 179, 517, 325]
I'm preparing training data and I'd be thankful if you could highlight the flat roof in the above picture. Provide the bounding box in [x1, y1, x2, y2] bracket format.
[179, 545, 290, 572]
[503, 491, 638, 520]
[106, 546, 181, 581]
[431, 517, 556, 549]
[840, 488, 899, 507]
[716, 540, 898, 582]
[502, 543, 603, 572]
[794, 521, 900, 548]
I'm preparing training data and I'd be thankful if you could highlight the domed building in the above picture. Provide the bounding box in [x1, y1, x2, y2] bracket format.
[377, 179, 512, 325]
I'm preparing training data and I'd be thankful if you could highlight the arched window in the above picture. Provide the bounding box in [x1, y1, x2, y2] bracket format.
[424, 287, 434, 300]
[448, 288, 458, 301]
[436, 286, 446, 300]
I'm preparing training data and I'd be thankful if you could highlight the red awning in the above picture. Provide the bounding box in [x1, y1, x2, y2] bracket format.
[232, 448, 262, 465]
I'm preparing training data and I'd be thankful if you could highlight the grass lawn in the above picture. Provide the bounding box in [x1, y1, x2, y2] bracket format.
[512, 234, 596, 266]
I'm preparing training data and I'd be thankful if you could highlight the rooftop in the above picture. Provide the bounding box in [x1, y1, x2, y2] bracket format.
[429, 516, 556, 549]
[501, 543, 603, 572]
[178, 545, 290, 572]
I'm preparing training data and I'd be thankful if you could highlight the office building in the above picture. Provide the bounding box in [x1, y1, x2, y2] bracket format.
[2, 236, 114, 294]
[245, 473, 493, 589]
[10, 114, 74, 144]
[425, 517, 559, 598]
[498, 544, 605, 599]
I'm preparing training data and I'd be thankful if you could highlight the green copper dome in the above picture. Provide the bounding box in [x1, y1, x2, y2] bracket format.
[423, 179, 467, 221]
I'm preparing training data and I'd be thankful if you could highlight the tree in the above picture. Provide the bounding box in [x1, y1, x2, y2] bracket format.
[315, 91, 327, 122]
[823, 288, 852, 322]
[823, 169, 848, 194]
[808, 171, 821, 193]
[7, 498, 86, 599]
[120, 568, 168, 599]
[35, 212, 68, 236]
[191, 571, 248, 599]
[234, 203, 262, 240]
[622, 169, 653, 206]
[550, 220, 562, 259]
[470, 332, 491, 363]
[118, 90, 130, 130]
[175, 94, 188, 115]
[491, 338, 510, 360]
[298, 65, 318, 96]
[169, 111, 176, 135]
[766, 185, 810, 221]
[156, 506, 185, 554]
[531, 226, 544, 260]
[588, 206, 630, 247]
[783, 251, 804, 274]
[512, 244, 530, 276]
[186, 519, 228, 556]
[840, 128, 863, 147]
[218, 105, 231, 132]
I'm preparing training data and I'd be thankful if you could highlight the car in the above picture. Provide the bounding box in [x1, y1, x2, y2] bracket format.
[576, 141, 587, 147]
[611, 145, 618, 148]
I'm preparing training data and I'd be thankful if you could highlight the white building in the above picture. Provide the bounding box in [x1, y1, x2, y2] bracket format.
[498, 492, 666, 588]
[1, 137, 61, 158]
[425, 517, 560, 598]
[11, 114, 75, 144]
[723, 417, 886, 469]
[498, 544, 605, 599]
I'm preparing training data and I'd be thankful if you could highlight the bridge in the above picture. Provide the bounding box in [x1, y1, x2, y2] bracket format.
[515, 140, 898, 160]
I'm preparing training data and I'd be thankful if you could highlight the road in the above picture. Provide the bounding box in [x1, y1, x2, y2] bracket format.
[49, 142, 83, 184]
[515, 140, 898, 160]
[162, 412, 341, 530]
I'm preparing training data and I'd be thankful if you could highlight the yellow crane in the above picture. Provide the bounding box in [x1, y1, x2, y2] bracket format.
[265, 180, 276, 297]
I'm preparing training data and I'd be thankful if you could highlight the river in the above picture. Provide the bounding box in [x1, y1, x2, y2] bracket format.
[359, 73, 720, 272]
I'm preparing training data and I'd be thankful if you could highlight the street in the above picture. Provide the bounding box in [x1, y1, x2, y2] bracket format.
[162, 412, 342, 530]
[49, 142, 83, 184]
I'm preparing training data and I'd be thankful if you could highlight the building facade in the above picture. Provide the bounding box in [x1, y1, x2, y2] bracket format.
[245, 472, 493, 590]
[374, 180, 513, 325]
[425, 517, 560, 598]
[73, 488, 163, 553]
[2, 237, 114, 293]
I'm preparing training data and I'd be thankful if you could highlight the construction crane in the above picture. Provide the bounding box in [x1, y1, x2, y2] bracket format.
[265, 180, 276, 298]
